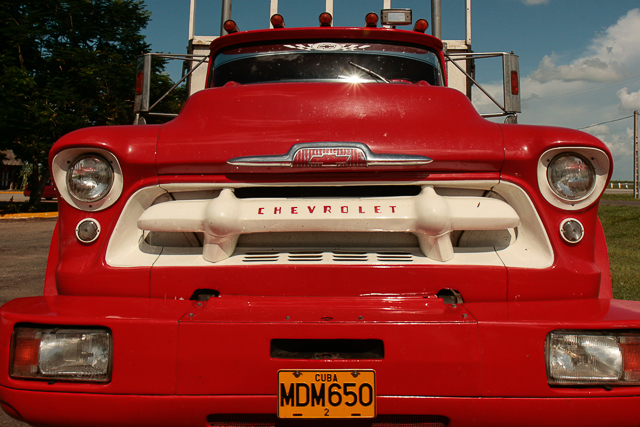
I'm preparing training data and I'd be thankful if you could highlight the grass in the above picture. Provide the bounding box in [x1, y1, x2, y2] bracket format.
[601, 193, 639, 202]
[599, 202, 640, 300]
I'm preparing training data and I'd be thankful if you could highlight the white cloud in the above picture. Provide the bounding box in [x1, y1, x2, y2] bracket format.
[617, 87, 640, 111]
[476, 8, 640, 180]
[531, 9, 640, 83]
[583, 124, 610, 137]
[531, 55, 625, 83]
[581, 126, 632, 158]
[602, 132, 634, 158]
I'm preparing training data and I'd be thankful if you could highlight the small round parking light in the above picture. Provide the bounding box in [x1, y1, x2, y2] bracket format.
[560, 218, 584, 244]
[76, 219, 101, 244]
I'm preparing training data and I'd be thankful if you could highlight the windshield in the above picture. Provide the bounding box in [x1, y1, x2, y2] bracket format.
[211, 42, 442, 87]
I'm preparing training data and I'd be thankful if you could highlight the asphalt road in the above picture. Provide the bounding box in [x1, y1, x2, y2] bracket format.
[0, 218, 55, 427]
[0, 193, 27, 203]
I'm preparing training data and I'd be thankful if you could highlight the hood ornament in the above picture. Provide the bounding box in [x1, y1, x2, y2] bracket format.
[228, 142, 432, 168]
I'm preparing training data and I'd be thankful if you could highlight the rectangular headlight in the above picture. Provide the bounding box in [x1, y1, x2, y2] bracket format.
[547, 331, 640, 385]
[10, 327, 111, 383]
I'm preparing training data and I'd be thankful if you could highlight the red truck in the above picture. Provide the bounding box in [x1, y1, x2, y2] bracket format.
[1, 6, 639, 427]
[23, 179, 57, 200]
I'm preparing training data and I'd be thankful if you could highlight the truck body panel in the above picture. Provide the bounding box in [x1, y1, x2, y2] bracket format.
[1, 13, 636, 427]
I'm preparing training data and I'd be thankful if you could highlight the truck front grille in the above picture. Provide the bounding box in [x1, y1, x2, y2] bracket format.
[239, 250, 417, 263]
[105, 181, 553, 269]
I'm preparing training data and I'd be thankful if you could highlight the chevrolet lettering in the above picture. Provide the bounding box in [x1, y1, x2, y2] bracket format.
[257, 205, 398, 215]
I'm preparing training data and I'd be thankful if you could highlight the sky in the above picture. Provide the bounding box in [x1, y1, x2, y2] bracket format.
[141, 0, 640, 180]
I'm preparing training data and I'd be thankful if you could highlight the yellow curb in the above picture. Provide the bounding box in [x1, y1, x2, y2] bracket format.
[0, 212, 58, 219]
[0, 191, 23, 194]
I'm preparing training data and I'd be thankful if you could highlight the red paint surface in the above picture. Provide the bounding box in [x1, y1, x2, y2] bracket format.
[1, 297, 640, 426]
[0, 21, 636, 427]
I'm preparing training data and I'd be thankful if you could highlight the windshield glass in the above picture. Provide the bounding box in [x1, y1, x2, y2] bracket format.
[212, 42, 442, 87]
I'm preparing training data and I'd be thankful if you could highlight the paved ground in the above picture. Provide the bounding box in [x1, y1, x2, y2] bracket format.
[0, 218, 54, 427]
[0, 191, 57, 203]
[0, 193, 28, 203]
[0, 219, 53, 306]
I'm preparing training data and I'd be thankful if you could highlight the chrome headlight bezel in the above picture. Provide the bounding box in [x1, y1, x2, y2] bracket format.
[52, 148, 123, 212]
[537, 147, 610, 211]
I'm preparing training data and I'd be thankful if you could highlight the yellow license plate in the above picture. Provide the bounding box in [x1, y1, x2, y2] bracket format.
[278, 370, 376, 419]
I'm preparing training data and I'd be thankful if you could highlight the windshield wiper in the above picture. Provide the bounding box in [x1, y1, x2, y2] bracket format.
[348, 62, 390, 84]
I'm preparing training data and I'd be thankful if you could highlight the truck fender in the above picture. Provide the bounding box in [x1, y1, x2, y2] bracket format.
[44, 221, 59, 296]
[595, 217, 612, 299]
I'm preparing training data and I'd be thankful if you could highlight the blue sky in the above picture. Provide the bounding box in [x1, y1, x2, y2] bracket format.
[142, 0, 640, 180]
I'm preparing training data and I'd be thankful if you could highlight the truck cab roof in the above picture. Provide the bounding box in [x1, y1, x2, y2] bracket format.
[206, 27, 446, 88]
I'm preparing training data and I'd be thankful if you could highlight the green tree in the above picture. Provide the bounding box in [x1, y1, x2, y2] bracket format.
[0, 0, 183, 207]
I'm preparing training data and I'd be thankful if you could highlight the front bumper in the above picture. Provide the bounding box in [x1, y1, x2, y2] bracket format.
[2, 295, 640, 427]
[4, 392, 640, 427]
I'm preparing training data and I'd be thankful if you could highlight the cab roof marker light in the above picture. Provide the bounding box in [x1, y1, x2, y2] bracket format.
[223, 19, 239, 34]
[413, 19, 429, 33]
[319, 12, 332, 27]
[270, 14, 285, 29]
[365, 12, 379, 27]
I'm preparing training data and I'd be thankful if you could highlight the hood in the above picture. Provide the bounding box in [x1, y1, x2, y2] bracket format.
[156, 82, 504, 175]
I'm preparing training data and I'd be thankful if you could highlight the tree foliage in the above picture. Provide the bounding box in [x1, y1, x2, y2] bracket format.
[0, 0, 183, 206]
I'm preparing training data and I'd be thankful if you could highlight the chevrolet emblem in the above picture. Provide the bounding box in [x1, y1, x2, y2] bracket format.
[227, 142, 432, 168]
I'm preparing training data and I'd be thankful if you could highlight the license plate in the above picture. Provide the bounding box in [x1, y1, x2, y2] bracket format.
[278, 370, 376, 419]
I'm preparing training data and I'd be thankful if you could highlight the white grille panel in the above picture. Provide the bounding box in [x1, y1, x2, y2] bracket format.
[105, 181, 554, 269]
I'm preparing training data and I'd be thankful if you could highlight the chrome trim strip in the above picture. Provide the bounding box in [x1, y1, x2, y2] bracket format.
[228, 142, 432, 167]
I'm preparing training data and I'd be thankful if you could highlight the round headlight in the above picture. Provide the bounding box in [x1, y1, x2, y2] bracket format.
[66, 155, 114, 203]
[547, 153, 595, 201]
